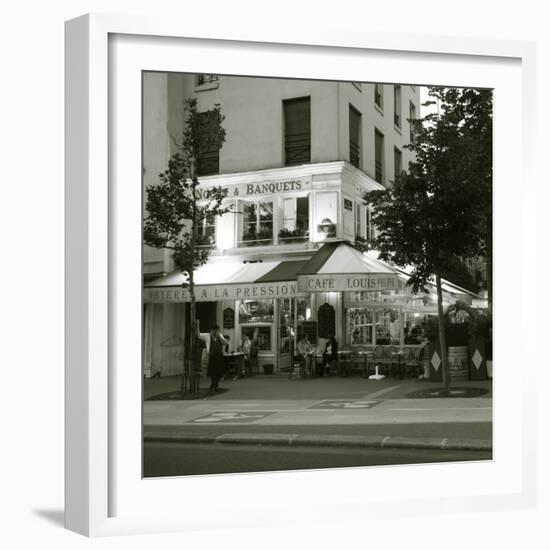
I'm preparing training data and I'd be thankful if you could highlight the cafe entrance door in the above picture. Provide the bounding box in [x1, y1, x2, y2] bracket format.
[278, 298, 294, 372]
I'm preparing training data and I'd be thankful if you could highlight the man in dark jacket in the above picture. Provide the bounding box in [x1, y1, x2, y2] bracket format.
[207, 325, 226, 391]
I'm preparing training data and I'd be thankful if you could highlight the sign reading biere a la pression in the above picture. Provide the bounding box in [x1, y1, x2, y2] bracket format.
[144, 281, 302, 303]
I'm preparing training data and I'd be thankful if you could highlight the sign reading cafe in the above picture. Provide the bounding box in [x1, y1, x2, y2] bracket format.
[298, 274, 400, 293]
[195, 176, 312, 200]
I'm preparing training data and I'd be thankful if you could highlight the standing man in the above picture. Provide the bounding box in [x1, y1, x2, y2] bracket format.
[297, 334, 313, 376]
[207, 325, 226, 392]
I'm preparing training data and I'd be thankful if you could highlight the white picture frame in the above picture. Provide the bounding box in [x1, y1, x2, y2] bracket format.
[65, 13, 537, 537]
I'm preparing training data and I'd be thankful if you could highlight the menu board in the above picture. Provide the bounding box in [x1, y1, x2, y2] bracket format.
[299, 320, 318, 344]
[223, 307, 235, 329]
[317, 303, 336, 339]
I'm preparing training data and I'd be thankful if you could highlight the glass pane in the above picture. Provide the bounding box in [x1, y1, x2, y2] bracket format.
[315, 192, 337, 240]
[238, 300, 274, 324]
[375, 308, 400, 344]
[350, 309, 374, 345]
[242, 326, 272, 351]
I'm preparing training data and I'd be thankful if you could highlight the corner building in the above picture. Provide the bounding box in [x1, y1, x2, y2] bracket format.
[143, 73, 472, 377]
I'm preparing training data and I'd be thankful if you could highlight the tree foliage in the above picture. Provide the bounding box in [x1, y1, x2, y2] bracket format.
[367, 87, 492, 293]
[144, 98, 229, 284]
[365, 86, 492, 389]
[143, 97, 229, 392]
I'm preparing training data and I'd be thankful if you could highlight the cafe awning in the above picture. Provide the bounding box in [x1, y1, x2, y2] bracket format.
[297, 242, 401, 293]
[144, 259, 308, 303]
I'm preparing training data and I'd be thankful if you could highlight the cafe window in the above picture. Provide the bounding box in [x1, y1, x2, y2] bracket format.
[374, 83, 383, 110]
[196, 110, 221, 176]
[349, 104, 361, 168]
[375, 308, 400, 344]
[197, 213, 216, 246]
[279, 297, 311, 353]
[239, 200, 274, 247]
[284, 97, 311, 166]
[238, 299, 274, 324]
[393, 85, 402, 128]
[280, 196, 309, 244]
[374, 129, 385, 185]
[314, 192, 338, 240]
[241, 326, 272, 351]
[350, 309, 374, 345]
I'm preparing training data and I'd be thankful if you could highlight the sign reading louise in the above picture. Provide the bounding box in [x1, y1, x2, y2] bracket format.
[298, 274, 399, 292]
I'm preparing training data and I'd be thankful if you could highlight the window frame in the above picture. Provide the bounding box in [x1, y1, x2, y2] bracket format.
[283, 96, 311, 166]
[393, 84, 402, 129]
[374, 128, 385, 185]
[349, 103, 362, 169]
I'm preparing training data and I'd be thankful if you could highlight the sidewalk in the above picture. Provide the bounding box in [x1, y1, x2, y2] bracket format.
[143, 374, 493, 452]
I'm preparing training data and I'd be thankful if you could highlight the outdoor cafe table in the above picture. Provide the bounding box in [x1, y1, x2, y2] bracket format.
[391, 349, 405, 378]
[356, 350, 374, 378]
[224, 352, 245, 378]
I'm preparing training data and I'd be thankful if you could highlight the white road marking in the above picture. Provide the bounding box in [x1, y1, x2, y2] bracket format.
[363, 385, 401, 399]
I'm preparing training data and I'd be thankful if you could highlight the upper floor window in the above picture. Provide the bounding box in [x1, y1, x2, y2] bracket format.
[365, 207, 375, 243]
[374, 83, 383, 110]
[283, 97, 311, 166]
[394, 147, 403, 181]
[349, 105, 362, 168]
[196, 74, 219, 86]
[315, 192, 338, 241]
[374, 129, 385, 185]
[409, 101, 417, 144]
[197, 214, 216, 247]
[355, 202, 363, 241]
[196, 110, 221, 176]
[239, 200, 274, 247]
[280, 196, 309, 244]
[393, 85, 402, 128]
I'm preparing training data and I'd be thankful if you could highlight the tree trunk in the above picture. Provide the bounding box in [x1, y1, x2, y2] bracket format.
[435, 272, 449, 392]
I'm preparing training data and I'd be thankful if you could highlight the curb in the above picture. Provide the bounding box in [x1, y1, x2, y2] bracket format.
[143, 431, 492, 452]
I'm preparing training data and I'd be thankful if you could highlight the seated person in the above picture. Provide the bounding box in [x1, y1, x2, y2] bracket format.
[322, 335, 338, 376]
[297, 334, 313, 375]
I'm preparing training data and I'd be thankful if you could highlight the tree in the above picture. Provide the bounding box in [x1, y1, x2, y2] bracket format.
[365, 87, 492, 392]
[144, 98, 229, 393]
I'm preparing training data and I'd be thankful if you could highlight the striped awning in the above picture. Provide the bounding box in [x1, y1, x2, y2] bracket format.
[297, 242, 401, 292]
[144, 259, 308, 303]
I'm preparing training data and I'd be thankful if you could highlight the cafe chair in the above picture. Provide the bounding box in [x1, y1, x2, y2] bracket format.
[337, 350, 352, 377]
[405, 346, 424, 378]
[372, 345, 385, 374]
[380, 345, 396, 376]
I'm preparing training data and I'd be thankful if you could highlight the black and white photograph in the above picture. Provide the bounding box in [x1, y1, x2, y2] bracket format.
[142, 73, 493, 477]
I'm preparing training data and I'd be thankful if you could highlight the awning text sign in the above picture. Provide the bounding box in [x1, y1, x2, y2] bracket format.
[298, 274, 399, 293]
[196, 176, 312, 200]
[144, 281, 301, 303]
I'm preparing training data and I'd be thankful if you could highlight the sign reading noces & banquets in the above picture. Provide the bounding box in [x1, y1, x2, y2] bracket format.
[195, 176, 312, 200]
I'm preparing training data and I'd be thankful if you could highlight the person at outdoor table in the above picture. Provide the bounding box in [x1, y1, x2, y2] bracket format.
[241, 334, 255, 376]
[207, 325, 226, 392]
[297, 334, 313, 375]
[322, 335, 338, 376]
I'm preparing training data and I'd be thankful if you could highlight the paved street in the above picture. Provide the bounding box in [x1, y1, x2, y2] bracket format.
[144, 441, 491, 477]
[143, 375, 492, 476]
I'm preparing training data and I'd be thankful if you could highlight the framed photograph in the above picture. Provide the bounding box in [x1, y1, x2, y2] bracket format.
[65, 13, 536, 537]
